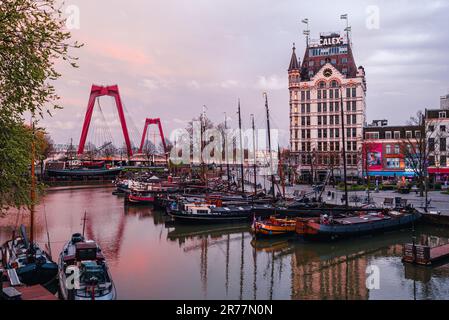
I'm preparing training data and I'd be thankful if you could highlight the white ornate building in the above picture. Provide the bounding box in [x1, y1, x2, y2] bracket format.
[288, 32, 367, 181]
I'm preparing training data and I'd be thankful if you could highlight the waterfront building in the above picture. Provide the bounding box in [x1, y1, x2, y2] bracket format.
[288, 30, 366, 182]
[425, 109, 449, 182]
[363, 120, 421, 179]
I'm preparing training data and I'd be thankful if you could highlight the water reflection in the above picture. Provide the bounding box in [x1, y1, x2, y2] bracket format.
[1, 187, 449, 299]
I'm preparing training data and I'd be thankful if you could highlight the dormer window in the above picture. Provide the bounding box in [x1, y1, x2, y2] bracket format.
[439, 111, 447, 118]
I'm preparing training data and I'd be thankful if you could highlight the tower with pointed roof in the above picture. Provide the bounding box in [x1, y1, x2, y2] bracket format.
[288, 29, 367, 181]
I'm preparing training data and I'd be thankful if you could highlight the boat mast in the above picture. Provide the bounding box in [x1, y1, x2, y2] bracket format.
[201, 106, 206, 184]
[82, 210, 87, 238]
[224, 112, 231, 190]
[339, 86, 349, 207]
[264, 93, 275, 200]
[251, 114, 257, 196]
[238, 99, 245, 194]
[30, 120, 36, 246]
[278, 145, 285, 198]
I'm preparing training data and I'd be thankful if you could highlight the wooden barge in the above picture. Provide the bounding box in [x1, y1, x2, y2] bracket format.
[403, 242, 449, 266]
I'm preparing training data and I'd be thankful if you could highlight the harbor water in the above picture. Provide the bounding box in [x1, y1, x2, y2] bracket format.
[1, 186, 449, 300]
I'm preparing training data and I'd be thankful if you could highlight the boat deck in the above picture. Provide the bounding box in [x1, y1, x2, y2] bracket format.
[14, 285, 57, 300]
[1, 270, 57, 300]
[334, 215, 387, 225]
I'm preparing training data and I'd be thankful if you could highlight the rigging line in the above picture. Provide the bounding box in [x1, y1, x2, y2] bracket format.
[121, 98, 141, 148]
[97, 97, 115, 148]
[43, 200, 52, 259]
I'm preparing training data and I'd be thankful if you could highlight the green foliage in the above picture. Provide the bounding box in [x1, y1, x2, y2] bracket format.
[0, 120, 32, 212]
[1, 0, 80, 213]
[0, 0, 82, 121]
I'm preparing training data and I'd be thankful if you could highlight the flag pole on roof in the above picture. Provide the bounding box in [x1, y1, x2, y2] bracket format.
[301, 18, 310, 46]
[340, 13, 351, 46]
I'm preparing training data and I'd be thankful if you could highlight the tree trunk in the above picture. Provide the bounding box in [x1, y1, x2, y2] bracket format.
[419, 176, 424, 197]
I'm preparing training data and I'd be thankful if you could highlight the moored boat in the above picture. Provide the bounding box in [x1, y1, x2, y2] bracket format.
[1, 225, 57, 288]
[127, 190, 155, 204]
[296, 208, 422, 241]
[58, 233, 116, 300]
[252, 216, 296, 237]
[168, 201, 253, 223]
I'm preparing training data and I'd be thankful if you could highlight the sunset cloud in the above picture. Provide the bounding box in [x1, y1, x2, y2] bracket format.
[42, 0, 449, 144]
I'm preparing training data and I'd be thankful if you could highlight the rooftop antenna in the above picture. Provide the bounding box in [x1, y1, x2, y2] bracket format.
[340, 14, 351, 46]
[301, 18, 310, 47]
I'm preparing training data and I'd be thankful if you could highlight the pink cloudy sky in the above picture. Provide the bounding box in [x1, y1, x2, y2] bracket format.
[43, 0, 449, 146]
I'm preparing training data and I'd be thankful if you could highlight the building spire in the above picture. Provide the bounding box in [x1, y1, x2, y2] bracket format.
[288, 43, 300, 71]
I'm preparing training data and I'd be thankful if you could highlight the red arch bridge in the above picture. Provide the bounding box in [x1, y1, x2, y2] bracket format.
[77, 84, 167, 160]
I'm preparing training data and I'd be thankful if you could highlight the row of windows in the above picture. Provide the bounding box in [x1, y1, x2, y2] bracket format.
[317, 89, 341, 100]
[308, 46, 348, 57]
[346, 114, 357, 125]
[385, 144, 401, 154]
[428, 155, 447, 166]
[318, 102, 340, 112]
[297, 153, 358, 166]
[292, 114, 358, 126]
[293, 88, 356, 101]
[428, 138, 447, 152]
[293, 101, 358, 114]
[428, 125, 447, 132]
[308, 57, 349, 67]
[365, 130, 422, 140]
[293, 141, 358, 152]
[292, 127, 358, 140]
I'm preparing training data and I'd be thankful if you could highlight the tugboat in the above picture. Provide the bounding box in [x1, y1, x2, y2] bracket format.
[58, 233, 116, 300]
[252, 216, 296, 237]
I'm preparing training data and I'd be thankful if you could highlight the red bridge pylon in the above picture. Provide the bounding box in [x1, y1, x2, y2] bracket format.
[77, 85, 133, 157]
[138, 118, 167, 154]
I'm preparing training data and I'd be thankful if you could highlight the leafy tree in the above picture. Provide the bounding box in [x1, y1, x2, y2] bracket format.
[34, 128, 54, 177]
[0, 0, 82, 120]
[1, 0, 80, 213]
[0, 121, 33, 213]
